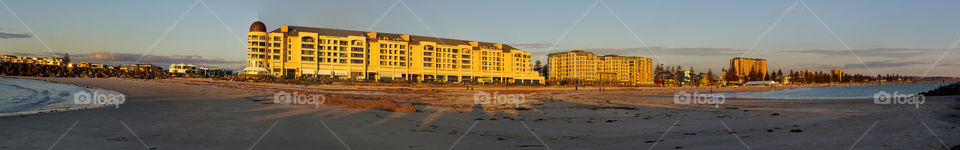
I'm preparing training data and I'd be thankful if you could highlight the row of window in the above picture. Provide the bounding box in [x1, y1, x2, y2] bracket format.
[300, 37, 361, 46]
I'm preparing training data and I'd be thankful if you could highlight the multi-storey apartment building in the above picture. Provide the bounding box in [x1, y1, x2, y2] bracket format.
[240, 21, 543, 84]
[729, 57, 768, 81]
[547, 50, 654, 85]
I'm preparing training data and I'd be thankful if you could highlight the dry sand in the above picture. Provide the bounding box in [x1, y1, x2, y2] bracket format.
[1, 77, 958, 150]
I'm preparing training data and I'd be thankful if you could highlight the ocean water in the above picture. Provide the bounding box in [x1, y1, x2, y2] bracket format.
[0, 77, 118, 116]
[722, 82, 958, 100]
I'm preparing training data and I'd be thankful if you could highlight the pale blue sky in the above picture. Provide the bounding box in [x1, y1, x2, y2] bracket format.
[1, 0, 958, 76]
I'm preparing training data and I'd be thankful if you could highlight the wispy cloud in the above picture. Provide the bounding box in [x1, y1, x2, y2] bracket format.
[7, 51, 241, 64]
[509, 42, 558, 49]
[784, 48, 946, 58]
[795, 63, 839, 70]
[549, 46, 746, 56]
[79, 52, 241, 64]
[842, 61, 925, 69]
[9, 52, 65, 57]
[0, 32, 32, 39]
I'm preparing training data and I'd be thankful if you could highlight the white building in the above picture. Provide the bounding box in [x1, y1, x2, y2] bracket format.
[169, 63, 198, 74]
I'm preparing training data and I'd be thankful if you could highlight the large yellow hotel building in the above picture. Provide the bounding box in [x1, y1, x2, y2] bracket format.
[546, 50, 654, 85]
[729, 57, 768, 81]
[240, 21, 543, 84]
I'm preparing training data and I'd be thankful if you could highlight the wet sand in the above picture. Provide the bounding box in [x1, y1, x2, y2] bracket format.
[0, 77, 957, 150]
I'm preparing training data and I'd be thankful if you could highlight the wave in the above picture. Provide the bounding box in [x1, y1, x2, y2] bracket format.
[0, 77, 123, 117]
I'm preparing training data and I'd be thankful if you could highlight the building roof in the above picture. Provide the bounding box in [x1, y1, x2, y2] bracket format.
[547, 50, 651, 60]
[271, 25, 519, 52]
[731, 57, 766, 61]
[546, 50, 594, 56]
[250, 21, 267, 32]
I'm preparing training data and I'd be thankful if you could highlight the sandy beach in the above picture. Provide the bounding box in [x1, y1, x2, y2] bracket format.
[1, 77, 957, 150]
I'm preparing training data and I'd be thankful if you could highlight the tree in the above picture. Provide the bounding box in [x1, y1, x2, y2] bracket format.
[533, 60, 542, 71]
[707, 68, 714, 83]
[724, 66, 739, 84]
[654, 64, 666, 81]
[707, 68, 714, 81]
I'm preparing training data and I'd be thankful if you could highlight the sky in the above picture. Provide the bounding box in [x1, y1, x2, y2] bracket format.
[1, 0, 959, 77]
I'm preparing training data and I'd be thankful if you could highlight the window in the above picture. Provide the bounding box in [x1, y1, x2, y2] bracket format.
[301, 37, 315, 42]
[351, 60, 363, 64]
[301, 44, 315, 49]
[301, 57, 315, 61]
[301, 50, 314, 55]
[351, 53, 363, 58]
[351, 47, 364, 52]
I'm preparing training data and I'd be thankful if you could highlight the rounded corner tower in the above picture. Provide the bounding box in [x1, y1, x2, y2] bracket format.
[241, 21, 271, 76]
[249, 21, 267, 32]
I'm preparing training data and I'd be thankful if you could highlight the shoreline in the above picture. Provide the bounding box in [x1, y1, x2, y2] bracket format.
[0, 77, 957, 149]
[0, 77, 124, 117]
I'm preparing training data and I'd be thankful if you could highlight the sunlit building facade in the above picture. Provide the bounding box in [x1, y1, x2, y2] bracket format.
[832, 67, 842, 81]
[547, 50, 654, 85]
[729, 57, 768, 81]
[242, 21, 543, 84]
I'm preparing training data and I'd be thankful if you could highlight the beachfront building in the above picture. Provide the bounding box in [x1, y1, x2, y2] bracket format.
[119, 64, 161, 72]
[729, 57, 768, 82]
[831, 67, 843, 82]
[0, 55, 68, 66]
[241, 21, 543, 84]
[546, 50, 654, 85]
[170, 63, 232, 77]
[169, 63, 198, 74]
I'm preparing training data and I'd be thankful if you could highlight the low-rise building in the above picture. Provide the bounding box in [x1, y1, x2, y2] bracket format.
[120, 64, 161, 72]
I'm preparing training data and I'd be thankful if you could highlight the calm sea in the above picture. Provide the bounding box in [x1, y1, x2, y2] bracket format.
[722, 82, 958, 100]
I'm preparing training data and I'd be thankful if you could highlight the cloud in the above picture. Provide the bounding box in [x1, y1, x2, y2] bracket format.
[842, 61, 925, 69]
[8, 52, 68, 58]
[78, 52, 242, 64]
[7, 51, 242, 64]
[509, 42, 557, 49]
[0, 32, 32, 39]
[795, 63, 838, 70]
[578, 46, 747, 56]
[783, 48, 945, 58]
